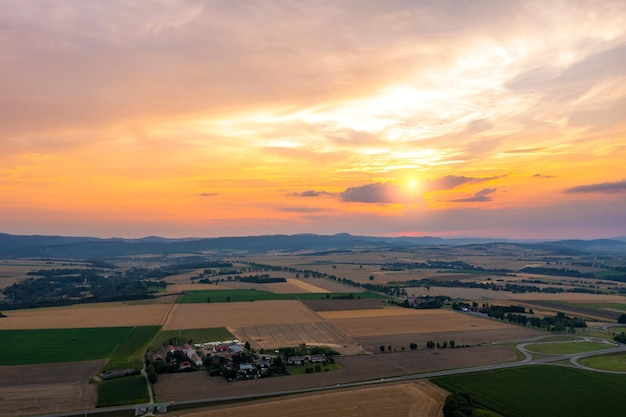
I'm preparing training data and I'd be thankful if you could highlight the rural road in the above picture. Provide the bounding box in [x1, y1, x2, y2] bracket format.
[31, 341, 626, 417]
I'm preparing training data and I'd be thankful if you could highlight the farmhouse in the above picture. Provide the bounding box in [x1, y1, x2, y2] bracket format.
[183, 343, 203, 366]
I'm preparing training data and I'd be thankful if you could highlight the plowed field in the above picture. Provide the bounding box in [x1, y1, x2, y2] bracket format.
[0, 360, 103, 416]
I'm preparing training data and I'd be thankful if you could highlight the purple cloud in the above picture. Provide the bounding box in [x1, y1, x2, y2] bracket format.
[564, 180, 626, 194]
[340, 182, 402, 203]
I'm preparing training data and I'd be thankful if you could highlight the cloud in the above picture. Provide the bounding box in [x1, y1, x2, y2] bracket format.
[428, 175, 498, 191]
[200, 193, 219, 197]
[533, 174, 555, 179]
[339, 175, 500, 204]
[449, 188, 496, 203]
[277, 207, 325, 213]
[288, 190, 335, 197]
[340, 182, 403, 204]
[564, 180, 626, 194]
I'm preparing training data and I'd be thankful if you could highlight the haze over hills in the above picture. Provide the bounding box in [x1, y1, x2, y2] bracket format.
[1, 232, 625, 259]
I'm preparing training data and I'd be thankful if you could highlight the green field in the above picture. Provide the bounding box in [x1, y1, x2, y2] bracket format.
[180, 289, 388, 303]
[571, 302, 626, 312]
[151, 327, 235, 349]
[525, 341, 612, 355]
[96, 375, 149, 407]
[102, 326, 161, 371]
[0, 326, 159, 367]
[578, 353, 626, 371]
[433, 366, 626, 417]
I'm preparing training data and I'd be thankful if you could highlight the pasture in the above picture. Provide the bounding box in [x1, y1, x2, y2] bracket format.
[433, 366, 626, 417]
[578, 352, 626, 371]
[96, 375, 149, 407]
[0, 326, 158, 366]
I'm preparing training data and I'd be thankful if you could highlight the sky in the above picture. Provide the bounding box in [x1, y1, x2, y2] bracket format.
[1, 0, 626, 240]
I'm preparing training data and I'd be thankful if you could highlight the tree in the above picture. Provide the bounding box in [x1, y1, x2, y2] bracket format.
[369, 275, 375, 281]
[146, 364, 157, 384]
[443, 392, 473, 417]
[244, 341, 251, 351]
[226, 296, 231, 303]
[618, 314, 626, 324]
[449, 340, 455, 348]
[379, 345, 385, 352]
[410, 343, 418, 351]
[206, 297, 211, 303]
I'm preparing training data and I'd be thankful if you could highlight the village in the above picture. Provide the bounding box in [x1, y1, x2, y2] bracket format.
[147, 339, 335, 382]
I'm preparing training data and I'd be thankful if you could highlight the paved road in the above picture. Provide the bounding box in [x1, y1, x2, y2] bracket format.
[32, 340, 626, 417]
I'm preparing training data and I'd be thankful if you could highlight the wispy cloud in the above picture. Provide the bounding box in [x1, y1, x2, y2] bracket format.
[277, 207, 326, 213]
[564, 180, 626, 194]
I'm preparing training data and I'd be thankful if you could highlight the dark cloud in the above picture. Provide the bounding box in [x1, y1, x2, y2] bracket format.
[564, 180, 626, 194]
[533, 174, 555, 179]
[288, 190, 335, 197]
[449, 188, 496, 203]
[277, 207, 325, 213]
[340, 182, 402, 204]
[200, 193, 219, 197]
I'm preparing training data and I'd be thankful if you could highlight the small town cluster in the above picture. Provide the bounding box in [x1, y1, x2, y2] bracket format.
[147, 340, 334, 382]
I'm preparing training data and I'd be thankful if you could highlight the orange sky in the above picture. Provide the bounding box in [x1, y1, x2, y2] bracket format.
[1, 1, 625, 239]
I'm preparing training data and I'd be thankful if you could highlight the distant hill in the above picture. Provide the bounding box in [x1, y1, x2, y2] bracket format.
[0, 232, 624, 259]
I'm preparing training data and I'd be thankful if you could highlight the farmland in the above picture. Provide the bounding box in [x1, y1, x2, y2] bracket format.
[179, 289, 387, 303]
[96, 375, 149, 407]
[0, 326, 158, 366]
[174, 380, 448, 417]
[151, 327, 236, 349]
[433, 366, 626, 417]
[1, 236, 626, 416]
[0, 302, 169, 329]
[0, 360, 102, 417]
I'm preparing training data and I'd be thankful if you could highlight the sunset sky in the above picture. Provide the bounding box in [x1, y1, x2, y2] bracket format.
[1, 0, 626, 239]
